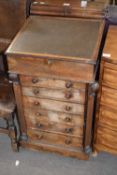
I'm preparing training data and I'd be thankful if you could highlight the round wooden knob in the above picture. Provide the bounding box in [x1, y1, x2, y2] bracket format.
[65, 138, 72, 145]
[34, 101, 40, 106]
[65, 91, 73, 99]
[65, 81, 73, 88]
[36, 112, 42, 116]
[32, 78, 39, 84]
[65, 128, 73, 133]
[65, 106, 72, 111]
[65, 117, 72, 122]
[36, 123, 43, 128]
[33, 89, 40, 95]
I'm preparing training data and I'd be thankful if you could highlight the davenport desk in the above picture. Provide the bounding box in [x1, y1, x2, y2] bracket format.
[6, 16, 105, 159]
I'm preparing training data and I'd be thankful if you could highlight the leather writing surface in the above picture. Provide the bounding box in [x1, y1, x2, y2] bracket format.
[7, 16, 103, 61]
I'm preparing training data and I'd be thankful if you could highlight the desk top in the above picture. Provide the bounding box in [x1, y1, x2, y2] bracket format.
[7, 16, 104, 63]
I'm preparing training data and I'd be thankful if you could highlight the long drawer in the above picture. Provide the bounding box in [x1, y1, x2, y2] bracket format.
[8, 56, 94, 82]
[20, 75, 86, 90]
[23, 96, 85, 115]
[27, 129, 83, 149]
[22, 86, 85, 104]
[24, 108, 84, 127]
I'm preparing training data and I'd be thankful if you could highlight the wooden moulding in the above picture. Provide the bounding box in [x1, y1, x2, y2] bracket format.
[93, 60, 105, 153]
[84, 82, 99, 154]
[9, 73, 28, 141]
[20, 141, 89, 160]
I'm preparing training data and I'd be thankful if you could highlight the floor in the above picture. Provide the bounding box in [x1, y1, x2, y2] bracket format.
[0, 134, 117, 175]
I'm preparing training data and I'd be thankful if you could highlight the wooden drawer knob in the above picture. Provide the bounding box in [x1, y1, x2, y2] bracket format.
[65, 138, 72, 145]
[65, 106, 72, 111]
[33, 89, 40, 95]
[36, 112, 42, 116]
[64, 117, 72, 122]
[34, 101, 40, 106]
[65, 91, 73, 99]
[65, 128, 73, 133]
[36, 123, 43, 128]
[32, 78, 39, 84]
[65, 81, 73, 88]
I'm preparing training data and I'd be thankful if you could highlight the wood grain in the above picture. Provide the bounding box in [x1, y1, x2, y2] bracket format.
[30, 0, 110, 19]
[23, 96, 85, 115]
[20, 75, 86, 90]
[27, 129, 83, 149]
[22, 86, 85, 104]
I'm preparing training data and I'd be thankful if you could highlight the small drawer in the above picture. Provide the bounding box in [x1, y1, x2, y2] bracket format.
[23, 96, 85, 115]
[22, 86, 85, 104]
[24, 108, 84, 127]
[98, 106, 117, 132]
[27, 129, 83, 149]
[101, 86, 117, 109]
[103, 67, 117, 89]
[20, 75, 86, 90]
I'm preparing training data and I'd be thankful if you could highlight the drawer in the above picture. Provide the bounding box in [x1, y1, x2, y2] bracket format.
[27, 129, 83, 149]
[98, 106, 117, 132]
[25, 111, 83, 137]
[103, 67, 117, 89]
[22, 86, 85, 104]
[101, 86, 117, 108]
[23, 96, 85, 115]
[96, 126, 117, 151]
[20, 75, 86, 90]
[8, 56, 94, 82]
[24, 108, 84, 127]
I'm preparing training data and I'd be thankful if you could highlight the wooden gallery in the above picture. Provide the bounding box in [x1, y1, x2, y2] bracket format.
[0, 0, 117, 160]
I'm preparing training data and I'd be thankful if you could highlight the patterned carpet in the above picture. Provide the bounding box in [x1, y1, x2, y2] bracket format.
[0, 134, 117, 175]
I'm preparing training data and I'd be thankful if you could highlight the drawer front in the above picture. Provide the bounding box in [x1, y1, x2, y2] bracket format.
[27, 129, 83, 149]
[26, 119, 83, 137]
[22, 86, 85, 104]
[96, 126, 117, 151]
[8, 56, 94, 82]
[24, 108, 84, 127]
[103, 67, 117, 89]
[98, 106, 117, 131]
[23, 96, 85, 115]
[20, 75, 86, 90]
[101, 86, 117, 108]
[24, 109, 84, 137]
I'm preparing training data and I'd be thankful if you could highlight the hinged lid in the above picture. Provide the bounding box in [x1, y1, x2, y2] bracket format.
[6, 16, 105, 64]
[30, 0, 111, 19]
